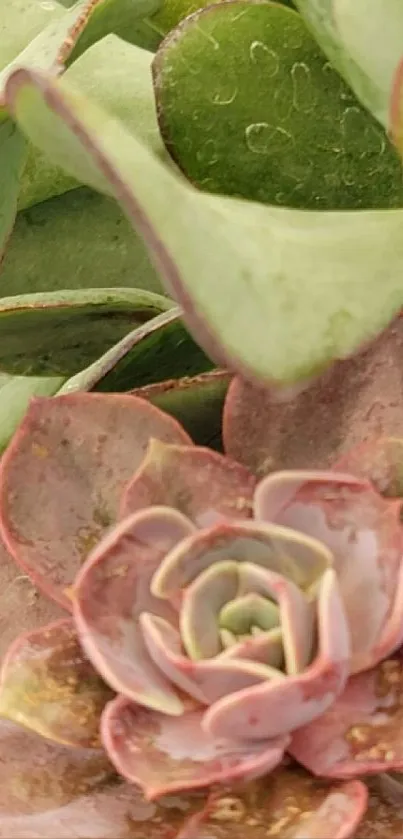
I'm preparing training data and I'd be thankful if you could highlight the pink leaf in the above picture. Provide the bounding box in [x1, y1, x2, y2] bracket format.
[255, 471, 403, 673]
[121, 440, 256, 526]
[74, 507, 195, 715]
[0, 393, 191, 609]
[203, 570, 349, 740]
[290, 650, 403, 778]
[176, 768, 367, 839]
[223, 318, 403, 476]
[101, 696, 287, 799]
[335, 437, 403, 498]
[0, 618, 112, 748]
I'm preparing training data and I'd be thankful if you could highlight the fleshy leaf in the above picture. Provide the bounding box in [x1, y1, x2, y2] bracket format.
[153, 0, 402, 209]
[255, 471, 403, 673]
[290, 651, 403, 778]
[7, 70, 403, 384]
[0, 373, 65, 455]
[0, 393, 191, 607]
[0, 536, 62, 665]
[335, 437, 403, 498]
[0, 0, 62, 73]
[177, 769, 367, 839]
[0, 288, 171, 376]
[74, 507, 195, 714]
[203, 569, 349, 740]
[295, 0, 403, 130]
[130, 370, 232, 449]
[0, 618, 112, 747]
[101, 696, 288, 799]
[60, 309, 214, 394]
[0, 121, 27, 267]
[121, 439, 256, 526]
[223, 318, 403, 474]
[0, 719, 201, 838]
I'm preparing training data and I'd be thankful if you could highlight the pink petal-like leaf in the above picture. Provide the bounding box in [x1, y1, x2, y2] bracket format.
[101, 695, 287, 799]
[177, 768, 367, 839]
[0, 393, 191, 609]
[290, 650, 403, 778]
[141, 613, 284, 705]
[0, 618, 112, 748]
[223, 318, 403, 476]
[335, 437, 403, 498]
[0, 720, 202, 838]
[74, 507, 195, 715]
[0, 535, 62, 664]
[255, 470, 403, 673]
[121, 440, 256, 526]
[203, 569, 349, 741]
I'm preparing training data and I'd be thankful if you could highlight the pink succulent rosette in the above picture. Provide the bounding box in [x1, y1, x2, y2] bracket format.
[0, 392, 403, 836]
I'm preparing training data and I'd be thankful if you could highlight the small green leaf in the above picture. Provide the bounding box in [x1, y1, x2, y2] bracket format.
[0, 374, 64, 454]
[60, 308, 214, 393]
[3, 187, 163, 297]
[154, 1, 403, 209]
[7, 65, 403, 384]
[18, 36, 167, 211]
[68, 0, 163, 62]
[131, 370, 231, 448]
[0, 288, 171, 376]
[295, 0, 403, 131]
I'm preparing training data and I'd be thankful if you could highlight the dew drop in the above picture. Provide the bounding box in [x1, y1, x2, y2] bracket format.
[249, 41, 279, 77]
[210, 85, 238, 105]
[291, 62, 317, 113]
[245, 122, 275, 154]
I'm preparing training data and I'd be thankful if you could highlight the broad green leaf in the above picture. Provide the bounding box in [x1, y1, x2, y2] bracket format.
[0, 122, 27, 265]
[18, 36, 167, 211]
[7, 68, 403, 384]
[4, 186, 163, 297]
[154, 1, 403, 209]
[0, 288, 171, 376]
[295, 0, 403, 130]
[131, 369, 231, 448]
[68, 0, 163, 62]
[0, 0, 63, 73]
[0, 374, 64, 454]
[60, 308, 214, 393]
[3, 187, 163, 297]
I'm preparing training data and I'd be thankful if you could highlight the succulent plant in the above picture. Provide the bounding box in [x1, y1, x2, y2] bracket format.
[0, 391, 403, 836]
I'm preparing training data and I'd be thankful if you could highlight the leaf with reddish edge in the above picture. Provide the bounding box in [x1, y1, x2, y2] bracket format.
[335, 437, 403, 498]
[74, 506, 195, 715]
[290, 650, 403, 779]
[203, 569, 349, 741]
[176, 768, 367, 839]
[254, 471, 403, 673]
[223, 318, 403, 476]
[120, 440, 256, 527]
[0, 618, 112, 748]
[0, 393, 191, 610]
[101, 696, 288, 800]
[0, 720, 202, 838]
[0, 535, 62, 664]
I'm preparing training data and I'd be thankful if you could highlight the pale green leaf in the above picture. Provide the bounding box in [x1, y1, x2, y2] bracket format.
[0, 374, 65, 454]
[7, 67, 403, 384]
[0, 121, 28, 267]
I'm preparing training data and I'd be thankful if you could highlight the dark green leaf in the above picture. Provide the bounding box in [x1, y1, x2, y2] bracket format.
[154, 1, 403, 209]
[0, 288, 171, 375]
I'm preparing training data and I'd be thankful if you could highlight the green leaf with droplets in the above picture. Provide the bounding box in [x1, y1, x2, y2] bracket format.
[7, 64, 403, 385]
[0, 288, 171, 376]
[295, 0, 403, 132]
[153, 0, 403, 209]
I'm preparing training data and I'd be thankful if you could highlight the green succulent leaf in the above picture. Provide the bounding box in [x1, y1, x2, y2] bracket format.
[67, 0, 164, 65]
[4, 187, 163, 297]
[0, 374, 65, 454]
[295, 0, 403, 131]
[7, 66, 403, 384]
[0, 0, 63, 74]
[0, 288, 171, 376]
[60, 308, 214, 393]
[18, 36, 167, 211]
[154, 1, 403, 209]
[0, 121, 27, 266]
